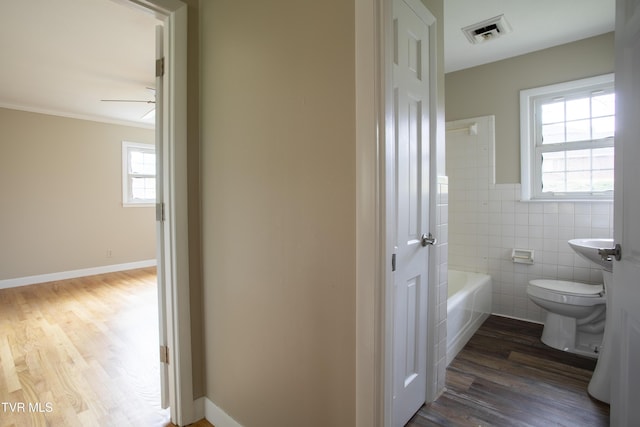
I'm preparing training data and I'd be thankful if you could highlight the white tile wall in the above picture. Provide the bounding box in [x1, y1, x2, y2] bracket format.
[448, 117, 493, 274]
[434, 176, 448, 391]
[485, 184, 613, 321]
[446, 116, 614, 323]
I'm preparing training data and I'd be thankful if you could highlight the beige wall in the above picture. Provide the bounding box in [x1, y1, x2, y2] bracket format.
[445, 32, 615, 183]
[200, 0, 356, 425]
[0, 108, 155, 280]
[183, 0, 205, 400]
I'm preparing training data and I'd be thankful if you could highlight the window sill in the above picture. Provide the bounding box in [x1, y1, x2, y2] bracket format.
[123, 202, 155, 208]
[519, 198, 613, 203]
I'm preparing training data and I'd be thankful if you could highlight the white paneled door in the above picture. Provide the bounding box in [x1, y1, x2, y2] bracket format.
[611, 0, 640, 424]
[391, 0, 435, 425]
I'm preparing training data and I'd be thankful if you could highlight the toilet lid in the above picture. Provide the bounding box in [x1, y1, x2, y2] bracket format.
[529, 279, 603, 296]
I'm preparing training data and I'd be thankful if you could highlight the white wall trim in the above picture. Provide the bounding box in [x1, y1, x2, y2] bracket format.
[355, 0, 385, 425]
[0, 259, 157, 290]
[204, 397, 244, 427]
[158, 2, 196, 424]
[192, 397, 205, 422]
[0, 102, 154, 130]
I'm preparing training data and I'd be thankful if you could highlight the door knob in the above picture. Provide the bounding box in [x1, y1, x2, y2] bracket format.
[420, 233, 437, 247]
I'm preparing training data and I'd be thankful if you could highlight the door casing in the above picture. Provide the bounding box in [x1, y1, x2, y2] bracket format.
[611, 0, 640, 422]
[119, 0, 196, 425]
[355, 0, 442, 425]
[387, 0, 436, 425]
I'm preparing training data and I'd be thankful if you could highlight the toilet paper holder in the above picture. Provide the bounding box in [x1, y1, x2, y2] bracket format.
[512, 248, 534, 264]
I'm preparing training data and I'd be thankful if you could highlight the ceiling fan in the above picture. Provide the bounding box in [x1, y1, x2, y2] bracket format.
[101, 87, 156, 120]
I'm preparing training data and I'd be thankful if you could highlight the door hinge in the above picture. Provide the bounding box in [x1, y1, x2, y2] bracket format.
[160, 345, 169, 364]
[156, 202, 165, 222]
[392, 253, 397, 272]
[156, 57, 165, 77]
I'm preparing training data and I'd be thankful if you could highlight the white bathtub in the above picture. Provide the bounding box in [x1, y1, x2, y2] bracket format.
[446, 269, 492, 365]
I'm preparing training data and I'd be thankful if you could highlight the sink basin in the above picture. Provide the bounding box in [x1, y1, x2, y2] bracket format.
[568, 238, 614, 271]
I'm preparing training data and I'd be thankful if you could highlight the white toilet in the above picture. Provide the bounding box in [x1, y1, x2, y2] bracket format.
[527, 238, 615, 404]
[527, 279, 606, 358]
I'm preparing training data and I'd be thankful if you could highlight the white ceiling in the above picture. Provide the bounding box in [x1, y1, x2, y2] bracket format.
[0, 0, 159, 128]
[444, 0, 615, 72]
[0, 0, 616, 127]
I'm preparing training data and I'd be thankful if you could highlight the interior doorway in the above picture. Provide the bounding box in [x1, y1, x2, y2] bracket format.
[386, 0, 436, 425]
[378, 0, 442, 425]
[121, 1, 196, 425]
[0, 0, 188, 424]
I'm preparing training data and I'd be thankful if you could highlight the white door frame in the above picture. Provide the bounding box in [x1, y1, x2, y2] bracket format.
[611, 0, 640, 422]
[388, 0, 437, 424]
[119, 0, 195, 425]
[355, 0, 440, 425]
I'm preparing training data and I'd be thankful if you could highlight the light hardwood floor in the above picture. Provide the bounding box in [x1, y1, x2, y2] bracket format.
[0, 268, 202, 427]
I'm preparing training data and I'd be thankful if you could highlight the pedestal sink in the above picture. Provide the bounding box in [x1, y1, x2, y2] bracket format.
[568, 238, 614, 272]
[568, 238, 614, 404]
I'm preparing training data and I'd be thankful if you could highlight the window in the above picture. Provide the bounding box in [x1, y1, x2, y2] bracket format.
[520, 74, 614, 201]
[122, 141, 156, 206]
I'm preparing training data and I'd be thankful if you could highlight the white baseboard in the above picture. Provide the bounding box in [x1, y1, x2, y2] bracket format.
[204, 397, 243, 427]
[491, 312, 544, 325]
[191, 397, 206, 424]
[0, 259, 157, 290]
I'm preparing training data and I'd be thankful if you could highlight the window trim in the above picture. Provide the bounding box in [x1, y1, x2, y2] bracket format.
[122, 141, 156, 207]
[520, 73, 615, 201]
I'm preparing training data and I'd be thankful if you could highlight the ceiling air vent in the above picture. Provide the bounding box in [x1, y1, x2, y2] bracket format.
[462, 14, 512, 44]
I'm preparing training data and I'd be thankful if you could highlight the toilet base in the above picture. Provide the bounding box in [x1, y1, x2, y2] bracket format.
[541, 312, 602, 358]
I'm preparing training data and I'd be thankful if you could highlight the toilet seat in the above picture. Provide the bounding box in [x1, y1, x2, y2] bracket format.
[527, 279, 605, 306]
[529, 279, 603, 297]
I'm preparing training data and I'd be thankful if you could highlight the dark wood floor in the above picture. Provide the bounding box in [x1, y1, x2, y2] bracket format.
[408, 315, 610, 427]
